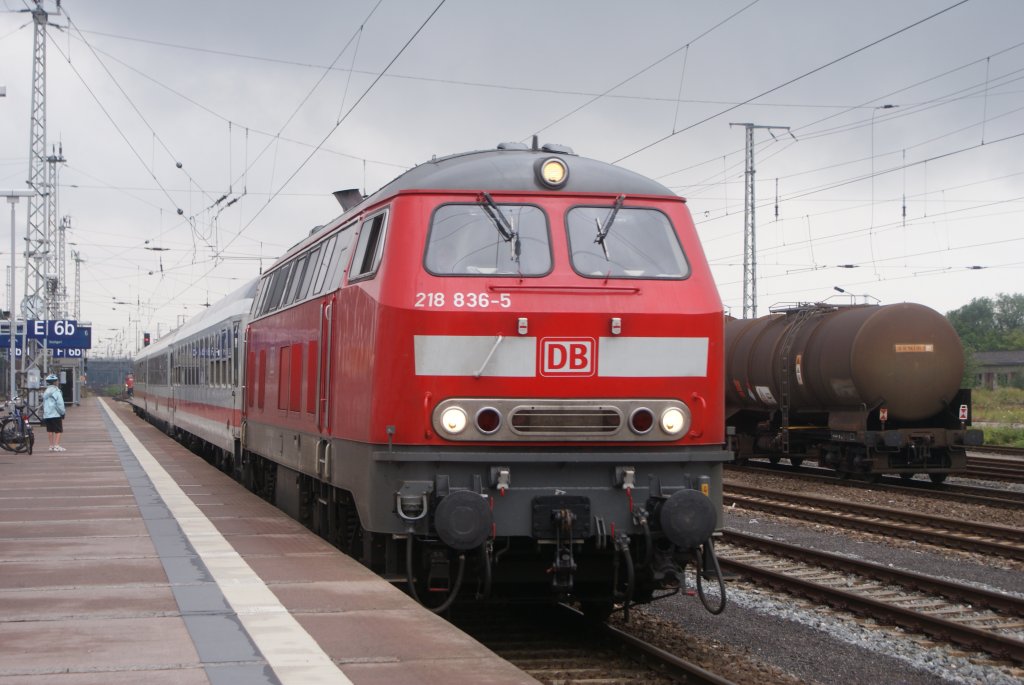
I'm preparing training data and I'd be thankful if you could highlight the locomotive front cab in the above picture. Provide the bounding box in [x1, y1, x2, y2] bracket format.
[352, 148, 729, 614]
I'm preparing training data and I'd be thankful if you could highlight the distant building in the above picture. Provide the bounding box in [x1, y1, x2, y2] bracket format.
[974, 351, 1024, 390]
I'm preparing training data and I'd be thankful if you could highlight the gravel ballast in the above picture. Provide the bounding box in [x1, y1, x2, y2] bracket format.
[609, 468, 1024, 684]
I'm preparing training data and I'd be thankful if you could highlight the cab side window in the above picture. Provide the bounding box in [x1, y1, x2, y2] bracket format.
[349, 210, 388, 281]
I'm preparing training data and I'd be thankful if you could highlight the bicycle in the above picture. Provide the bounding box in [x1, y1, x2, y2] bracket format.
[0, 397, 35, 454]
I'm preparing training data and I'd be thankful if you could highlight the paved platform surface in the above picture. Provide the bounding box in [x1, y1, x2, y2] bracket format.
[0, 397, 538, 685]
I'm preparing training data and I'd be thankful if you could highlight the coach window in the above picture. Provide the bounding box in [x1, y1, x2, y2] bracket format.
[349, 210, 389, 282]
[425, 204, 551, 276]
[232, 322, 240, 386]
[566, 206, 690, 279]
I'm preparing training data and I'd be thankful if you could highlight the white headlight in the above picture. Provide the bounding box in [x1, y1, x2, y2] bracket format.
[660, 407, 688, 435]
[440, 407, 468, 434]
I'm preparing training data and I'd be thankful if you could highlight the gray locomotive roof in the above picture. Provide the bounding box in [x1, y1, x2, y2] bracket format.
[295, 144, 680, 256]
[376, 145, 675, 197]
[326, 144, 678, 229]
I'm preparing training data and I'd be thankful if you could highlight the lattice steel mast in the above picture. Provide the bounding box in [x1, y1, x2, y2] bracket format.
[730, 122, 792, 319]
[22, 0, 63, 404]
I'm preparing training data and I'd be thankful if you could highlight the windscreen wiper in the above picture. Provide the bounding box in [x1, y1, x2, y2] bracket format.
[594, 194, 625, 261]
[478, 192, 521, 262]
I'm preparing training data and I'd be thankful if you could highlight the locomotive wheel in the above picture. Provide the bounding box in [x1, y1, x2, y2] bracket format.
[929, 473, 948, 484]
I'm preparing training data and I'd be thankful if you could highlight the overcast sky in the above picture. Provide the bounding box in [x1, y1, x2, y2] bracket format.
[1, 0, 1022, 355]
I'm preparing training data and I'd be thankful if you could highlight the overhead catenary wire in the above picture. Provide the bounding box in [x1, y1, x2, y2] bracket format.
[613, 0, 973, 165]
[67, 35, 407, 171]
[10, 2, 1019, 342]
[658, 38, 1024, 196]
[145, 0, 448, 333]
[714, 194, 1024, 275]
[60, 8, 218, 217]
[525, 0, 763, 141]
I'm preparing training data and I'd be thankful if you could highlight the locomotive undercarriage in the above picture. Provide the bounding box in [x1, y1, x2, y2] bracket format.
[249, 427, 729, 614]
[158, 417, 729, 618]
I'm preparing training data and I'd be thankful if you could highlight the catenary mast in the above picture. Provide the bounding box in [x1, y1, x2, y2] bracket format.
[22, 0, 65, 411]
[730, 122, 793, 319]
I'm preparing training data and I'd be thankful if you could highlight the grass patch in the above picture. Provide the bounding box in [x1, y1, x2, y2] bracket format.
[979, 425, 1024, 448]
[971, 387, 1024, 446]
[971, 387, 1024, 424]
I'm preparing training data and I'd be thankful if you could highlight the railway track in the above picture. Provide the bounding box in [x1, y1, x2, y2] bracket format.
[449, 603, 736, 685]
[727, 462, 1024, 509]
[723, 482, 1024, 561]
[971, 445, 1024, 458]
[717, 530, 1024, 666]
[965, 454, 1024, 484]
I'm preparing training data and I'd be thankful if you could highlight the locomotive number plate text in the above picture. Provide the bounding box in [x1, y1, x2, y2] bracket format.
[414, 292, 512, 308]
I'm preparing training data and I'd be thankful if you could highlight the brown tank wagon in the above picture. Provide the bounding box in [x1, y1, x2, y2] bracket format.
[725, 303, 984, 482]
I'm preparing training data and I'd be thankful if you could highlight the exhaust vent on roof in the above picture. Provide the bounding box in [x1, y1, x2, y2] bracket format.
[332, 188, 364, 211]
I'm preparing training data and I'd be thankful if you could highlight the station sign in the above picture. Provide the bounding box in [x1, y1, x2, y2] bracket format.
[3, 347, 85, 358]
[0, 320, 92, 349]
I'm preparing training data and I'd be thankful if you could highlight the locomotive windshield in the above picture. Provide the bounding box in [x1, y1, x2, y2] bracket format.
[567, 206, 690, 279]
[425, 203, 551, 276]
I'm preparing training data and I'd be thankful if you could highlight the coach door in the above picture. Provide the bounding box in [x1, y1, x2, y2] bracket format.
[316, 296, 335, 434]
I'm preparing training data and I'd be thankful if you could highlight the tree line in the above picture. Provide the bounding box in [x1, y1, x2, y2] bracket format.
[946, 293, 1024, 389]
[946, 294, 1024, 352]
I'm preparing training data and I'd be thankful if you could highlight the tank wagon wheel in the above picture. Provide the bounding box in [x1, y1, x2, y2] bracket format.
[900, 473, 916, 481]
[928, 473, 948, 485]
[768, 456, 781, 465]
[789, 457, 804, 468]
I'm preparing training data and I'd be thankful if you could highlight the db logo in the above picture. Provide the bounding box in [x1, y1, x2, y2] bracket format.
[540, 338, 595, 377]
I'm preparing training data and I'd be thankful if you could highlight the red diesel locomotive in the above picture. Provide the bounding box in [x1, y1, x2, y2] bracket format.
[132, 141, 728, 616]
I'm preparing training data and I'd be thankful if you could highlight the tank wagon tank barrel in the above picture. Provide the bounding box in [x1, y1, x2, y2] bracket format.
[725, 302, 983, 482]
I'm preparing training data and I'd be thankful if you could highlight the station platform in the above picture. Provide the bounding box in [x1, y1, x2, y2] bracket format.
[0, 397, 538, 685]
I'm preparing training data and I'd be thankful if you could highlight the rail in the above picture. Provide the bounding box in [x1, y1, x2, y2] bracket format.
[727, 461, 1024, 508]
[723, 482, 1024, 561]
[719, 530, 1024, 664]
[450, 602, 738, 685]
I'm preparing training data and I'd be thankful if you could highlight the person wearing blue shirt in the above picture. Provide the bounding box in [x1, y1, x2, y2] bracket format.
[41, 373, 66, 452]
